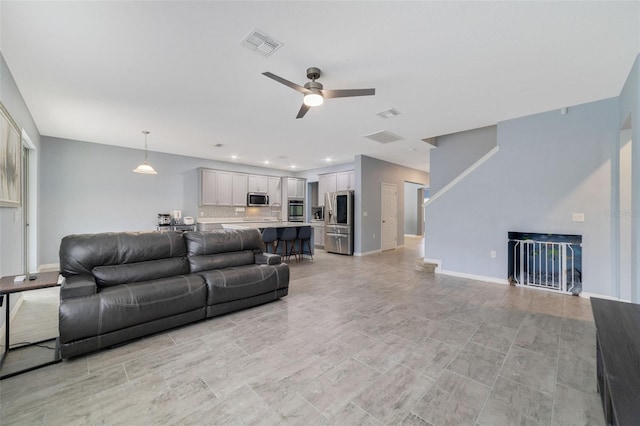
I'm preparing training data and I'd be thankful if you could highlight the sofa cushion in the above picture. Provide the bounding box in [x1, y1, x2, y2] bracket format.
[189, 250, 256, 273]
[60, 231, 187, 276]
[92, 257, 190, 287]
[198, 263, 289, 305]
[59, 274, 206, 343]
[184, 229, 263, 256]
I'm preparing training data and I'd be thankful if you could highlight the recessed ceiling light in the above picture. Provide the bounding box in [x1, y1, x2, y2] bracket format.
[410, 148, 417, 152]
[325, 157, 332, 163]
[290, 164, 297, 169]
[231, 155, 238, 160]
[264, 160, 270, 165]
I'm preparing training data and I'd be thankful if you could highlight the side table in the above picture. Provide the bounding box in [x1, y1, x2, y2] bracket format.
[0, 271, 62, 379]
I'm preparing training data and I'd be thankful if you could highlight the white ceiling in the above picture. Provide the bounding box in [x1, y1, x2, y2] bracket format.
[1, 1, 638, 172]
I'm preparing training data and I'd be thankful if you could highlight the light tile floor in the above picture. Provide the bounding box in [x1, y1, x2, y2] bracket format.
[0, 236, 604, 425]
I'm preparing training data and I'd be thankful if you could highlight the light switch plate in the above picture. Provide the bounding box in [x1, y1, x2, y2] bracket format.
[572, 213, 585, 222]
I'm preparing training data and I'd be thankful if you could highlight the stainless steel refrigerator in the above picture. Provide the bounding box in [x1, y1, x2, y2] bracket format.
[324, 190, 354, 255]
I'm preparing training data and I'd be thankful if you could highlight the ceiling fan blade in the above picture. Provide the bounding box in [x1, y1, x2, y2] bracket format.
[262, 72, 309, 94]
[322, 88, 376, 99]
[296, 103, 311, 119]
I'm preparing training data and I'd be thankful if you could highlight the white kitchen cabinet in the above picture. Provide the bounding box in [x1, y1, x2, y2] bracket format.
[268, 177, 281, 205]
[232, 173, 248, 206]
[287, 177, 306, 199]
[248, 174, 268, 193]
[337, 171, 355, 191]
[201, 169, 218, 205]
[313, 225, 325, 247]
[216, 171, 233, 205]
[318, 174, 336, 206]
[201, 169, 234, 206]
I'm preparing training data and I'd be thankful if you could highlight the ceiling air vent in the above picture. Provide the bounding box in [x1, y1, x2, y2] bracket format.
[363, 130, 403, 144]
[240, 29, 283, 57]
[376, 108, 401, 119]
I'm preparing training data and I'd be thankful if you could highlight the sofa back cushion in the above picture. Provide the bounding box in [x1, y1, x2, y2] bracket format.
[92, 257, 190, 287]
[183, 229, 263, 273]
[60, 231, 187, 277]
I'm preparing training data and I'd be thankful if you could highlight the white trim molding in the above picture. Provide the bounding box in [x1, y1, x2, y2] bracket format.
[438, 269, 510, 285]
[354, 249, 382, 257]
[425, 145, 500, 207]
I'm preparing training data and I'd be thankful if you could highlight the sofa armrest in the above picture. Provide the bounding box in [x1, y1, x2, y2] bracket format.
[60, 274, 97, 299]
[255, 252, 282, 265]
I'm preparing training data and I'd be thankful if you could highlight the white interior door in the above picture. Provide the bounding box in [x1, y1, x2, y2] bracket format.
[381, 183, 397, 251]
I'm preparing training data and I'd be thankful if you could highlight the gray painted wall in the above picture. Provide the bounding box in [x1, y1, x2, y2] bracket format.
[0, 53, 42, 333]
[429, 126, 497, 193]
[404, 182, 425, 235]
[425, 97, 619, 297]
[356, 155, 429, 254]
[39, 137, 288, 264]
[618, 53, 640, 302]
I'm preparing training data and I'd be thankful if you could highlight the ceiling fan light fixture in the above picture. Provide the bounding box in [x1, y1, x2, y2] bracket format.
[133, 130, 157, 175]
[303, 91, 323, 107]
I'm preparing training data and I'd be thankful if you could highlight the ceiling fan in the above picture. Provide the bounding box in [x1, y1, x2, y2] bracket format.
[262, 67, 375, 119]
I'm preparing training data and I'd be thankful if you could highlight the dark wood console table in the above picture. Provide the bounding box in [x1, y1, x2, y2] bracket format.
[591, 298, 640, 425]
[0, 271, 61, 379]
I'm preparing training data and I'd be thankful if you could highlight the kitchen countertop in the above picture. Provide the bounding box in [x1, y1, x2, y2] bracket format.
[197, 217, 282, 224]
[197, 217, 322, 230]
[222, 221, 316, 230]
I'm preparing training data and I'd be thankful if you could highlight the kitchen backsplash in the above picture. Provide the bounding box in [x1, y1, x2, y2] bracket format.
[198, 205, 277, 219]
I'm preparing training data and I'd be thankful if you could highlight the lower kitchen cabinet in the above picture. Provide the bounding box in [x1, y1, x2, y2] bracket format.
[313, 225, 324, 247]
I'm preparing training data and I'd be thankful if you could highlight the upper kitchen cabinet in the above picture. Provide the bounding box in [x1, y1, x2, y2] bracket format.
[337, 171, 355, 191]
[268, 177, 282, 205]
[232, 173, 248, 206]
[201, 169, 233, 206]
[201, 169, 218, 205]
[248, 175, 268, 193]
[287, 177, 306, 199]
[318, 173, 337, 206]
[216, 171, 233, 205]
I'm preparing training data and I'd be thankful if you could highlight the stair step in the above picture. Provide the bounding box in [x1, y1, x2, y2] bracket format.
[416, 259, 437, 273]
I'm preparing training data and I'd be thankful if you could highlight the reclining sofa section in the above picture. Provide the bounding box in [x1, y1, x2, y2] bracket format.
[58, 229, 289, 359]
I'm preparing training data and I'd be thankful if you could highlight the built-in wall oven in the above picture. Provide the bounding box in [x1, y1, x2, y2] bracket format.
[288, 199, 304, 222]
[325, 190, 354, 255]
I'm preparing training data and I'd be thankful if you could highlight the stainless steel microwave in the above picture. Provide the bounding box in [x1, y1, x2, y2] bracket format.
[247, 192, 269, 206]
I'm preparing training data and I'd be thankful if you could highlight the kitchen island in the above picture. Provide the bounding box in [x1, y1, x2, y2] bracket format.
[197, 218, 317, 258]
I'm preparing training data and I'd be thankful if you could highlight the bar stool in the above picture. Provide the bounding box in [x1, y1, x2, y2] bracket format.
[261, 227, 278, 254]
[297, 226, 313, 261]
[276, 227, 298, 262]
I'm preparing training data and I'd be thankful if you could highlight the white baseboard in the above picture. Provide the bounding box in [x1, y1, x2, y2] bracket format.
[439, 269, 509, 285]
[38, 263, 60, 272]
[579, 292, 631, 302]
[354, 249, 382, 257]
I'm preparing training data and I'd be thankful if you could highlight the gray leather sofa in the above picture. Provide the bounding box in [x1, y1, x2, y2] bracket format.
[58, 229, 289, 359]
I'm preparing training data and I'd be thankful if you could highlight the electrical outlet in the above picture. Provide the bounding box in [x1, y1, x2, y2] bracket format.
[372, 233, 376, 239]
[572, 213, 585, 222]
[363, 211, 368, 217]
[491, 250, 496, 258]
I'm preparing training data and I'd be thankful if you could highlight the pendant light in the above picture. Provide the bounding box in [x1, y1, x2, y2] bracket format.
[133, 130, 157, 174]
